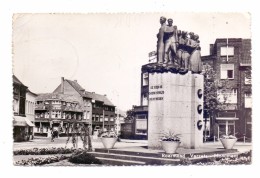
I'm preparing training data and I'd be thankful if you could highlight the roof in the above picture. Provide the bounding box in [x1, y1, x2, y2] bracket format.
[36, 93, 80, 103]
[65, 79, 115, 107]
[13, 75, 27, 88]
[66, 79, 86, 97]
[84, 91, 115, 106]
[26, 89, 38, 96]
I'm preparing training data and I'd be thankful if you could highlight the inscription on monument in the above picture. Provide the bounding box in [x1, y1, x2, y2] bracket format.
[149, 85, 164, 101]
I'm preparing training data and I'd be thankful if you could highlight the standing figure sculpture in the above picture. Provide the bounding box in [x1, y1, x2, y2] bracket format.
[176, 31, 190, 72]
[163, 19, 178, 65]
[188, 34, 202, 73]
[157, 16, 167, 64]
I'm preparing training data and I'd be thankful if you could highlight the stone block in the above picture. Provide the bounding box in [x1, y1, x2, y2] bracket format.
[148, 72, 203, 149]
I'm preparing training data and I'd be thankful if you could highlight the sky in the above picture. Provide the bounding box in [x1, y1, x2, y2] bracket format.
[1, 0, 259, 177]
[12, 13, 251, 111]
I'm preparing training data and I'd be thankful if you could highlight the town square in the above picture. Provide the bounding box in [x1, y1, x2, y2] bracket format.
[10, 13, 252, 166]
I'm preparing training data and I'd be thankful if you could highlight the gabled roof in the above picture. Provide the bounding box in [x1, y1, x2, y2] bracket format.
[26, 89, 38, 96]
[13, 75, 27, 87]
[66, 79, 86, 97]
[63, 79, 115, 107]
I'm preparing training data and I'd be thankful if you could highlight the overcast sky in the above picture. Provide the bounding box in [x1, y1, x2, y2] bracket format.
[13, 13, 251, 111]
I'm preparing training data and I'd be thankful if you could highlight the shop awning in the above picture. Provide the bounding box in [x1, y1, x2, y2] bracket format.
[13, 116, 35, 127]
[216, 117, 239, 121]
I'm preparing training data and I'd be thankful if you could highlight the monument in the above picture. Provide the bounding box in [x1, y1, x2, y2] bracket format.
[148, 17, 203, 149]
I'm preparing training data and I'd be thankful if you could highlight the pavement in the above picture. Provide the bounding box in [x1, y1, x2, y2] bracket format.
[13, 136, 252, 153]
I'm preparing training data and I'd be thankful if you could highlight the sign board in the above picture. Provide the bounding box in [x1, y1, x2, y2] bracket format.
[136, 119, 147, 130]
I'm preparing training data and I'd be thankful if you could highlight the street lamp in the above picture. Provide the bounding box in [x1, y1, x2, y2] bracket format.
[112, 90, 120, 135]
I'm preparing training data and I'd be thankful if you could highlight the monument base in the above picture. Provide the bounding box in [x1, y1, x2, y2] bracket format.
[148, 71, 204, 149]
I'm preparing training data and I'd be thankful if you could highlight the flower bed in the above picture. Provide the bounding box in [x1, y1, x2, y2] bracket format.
[69, 151, 102, 165]
[14, 147, 76, 155]
[15, 155, 69, 166]
[14, 148, 102, 166]
[186, 151, 252, 165]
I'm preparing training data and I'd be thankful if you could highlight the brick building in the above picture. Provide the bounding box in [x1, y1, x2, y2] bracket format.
[13, 75, 36, 141]
[34, 93, 87, 137]
[202, 38, 252, 141]
[53, 77, 116, 134]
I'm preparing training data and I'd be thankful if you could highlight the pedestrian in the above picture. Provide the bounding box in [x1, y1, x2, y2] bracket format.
[51, 129, 54, 142]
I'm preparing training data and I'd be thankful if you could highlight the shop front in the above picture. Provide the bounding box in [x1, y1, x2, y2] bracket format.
[13, 116, 35, 142]
[216, 117, 239, 139]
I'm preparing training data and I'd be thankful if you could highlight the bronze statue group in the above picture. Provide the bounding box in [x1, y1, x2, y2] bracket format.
[156, 16, 202, 74]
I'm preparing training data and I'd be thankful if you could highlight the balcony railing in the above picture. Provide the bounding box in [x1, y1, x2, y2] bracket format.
[64, 106, 83, 112]
[35, 104, 46, 110]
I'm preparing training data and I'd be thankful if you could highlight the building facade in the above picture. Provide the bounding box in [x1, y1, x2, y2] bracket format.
[53, 77, 116, 135]
[202, 38, 252, 141]
[121, 64, 150, 139]
[13, 75, 36, 142]
[34, 93, 87, 137]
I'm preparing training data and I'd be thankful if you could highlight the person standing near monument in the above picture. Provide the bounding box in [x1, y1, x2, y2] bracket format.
[156, 16, 167, 64]
[188, 34, 202, 73]
[163, 19, 178, 65]
[176, 31, 190, 72]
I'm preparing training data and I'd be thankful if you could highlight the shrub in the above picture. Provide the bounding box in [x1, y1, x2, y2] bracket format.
[14, 147, 76, 155]
[68, 151, 102, 165]
[15, 155, 68, 166]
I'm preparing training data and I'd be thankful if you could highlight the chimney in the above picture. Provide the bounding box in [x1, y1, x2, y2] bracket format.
[209, 44, 214, 55]
[61, 77, 64, 94]
[104, 94, 107, 96]
[74, 80, 77, 83]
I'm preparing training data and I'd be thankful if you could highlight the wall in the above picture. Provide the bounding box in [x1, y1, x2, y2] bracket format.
[26, 92, 36, 122]
[148, 72, 204, 149]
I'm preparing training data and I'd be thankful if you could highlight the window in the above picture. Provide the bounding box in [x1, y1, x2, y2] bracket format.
[136, 114, 147, 119]
[220, 46, 234, 56]
[135, 119, 147, 130]
[45, 112, 49, 118]
[220, 64, 234, 79]
[245, 93, 252, 108]
[245, 76, 251, 85]
[13, 99, 19, 113]
[143, 72, 149, 86]
[84, 111, 90, 120]
[142, 94, 148, 106]
[217, 89, 237, 104]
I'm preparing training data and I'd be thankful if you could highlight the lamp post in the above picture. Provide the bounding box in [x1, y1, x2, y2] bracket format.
[112, 90, 120, 135]
[102, 109, 105, 131]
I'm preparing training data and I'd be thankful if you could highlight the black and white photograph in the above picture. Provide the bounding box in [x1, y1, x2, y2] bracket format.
[1, 0, 259, 177]
[12, 13, 252, 166]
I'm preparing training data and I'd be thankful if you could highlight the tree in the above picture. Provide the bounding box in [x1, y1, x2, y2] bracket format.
[125, 109, 135, 123]
[65, 122, 92, 151]
[203, 64, 231, 141]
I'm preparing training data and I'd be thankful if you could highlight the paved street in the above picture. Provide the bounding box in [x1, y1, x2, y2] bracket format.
[13, 136, 148, 151]
[13, 136, 252, 153]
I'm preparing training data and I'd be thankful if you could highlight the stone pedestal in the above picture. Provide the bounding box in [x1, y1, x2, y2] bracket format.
[148, 72, 204, 149]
